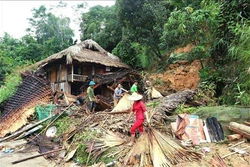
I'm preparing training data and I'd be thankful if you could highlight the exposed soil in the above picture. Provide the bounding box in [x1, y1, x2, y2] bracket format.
[149, 60, 202, 95]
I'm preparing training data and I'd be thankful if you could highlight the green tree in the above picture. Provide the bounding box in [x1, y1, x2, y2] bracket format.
[0, 51, 14, 85]
[80, 5, 121, 52]
[116, 0, 171, 59]
[26, 5, 74, 58]
[209, 0, 250, 105]
[161, 1, 219, 56]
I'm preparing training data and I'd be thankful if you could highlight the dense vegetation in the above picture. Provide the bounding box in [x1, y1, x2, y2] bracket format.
[0, 0, 249, 105]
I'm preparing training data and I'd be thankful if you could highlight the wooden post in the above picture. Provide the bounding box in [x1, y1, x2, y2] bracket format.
[71, 64, 73, 82]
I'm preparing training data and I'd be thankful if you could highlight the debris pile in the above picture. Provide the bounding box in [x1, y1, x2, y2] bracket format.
[1, 72, 250, 167]
[171, 114, 225, 145]
[0, 73, 52, 137]
[124, 127, 202, 166]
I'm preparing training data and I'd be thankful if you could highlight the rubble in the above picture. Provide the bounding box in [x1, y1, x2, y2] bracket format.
[1, 75, 250, 167]
[0, 72, 52, 137]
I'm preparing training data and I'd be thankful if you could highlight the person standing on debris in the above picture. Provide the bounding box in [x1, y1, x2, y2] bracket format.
[130, 80, 138, 93]
[113, 83, 124, 106]
[87, 81, 96, 113]
[126, 92, 149, 146]
[144, 80, 153, 101]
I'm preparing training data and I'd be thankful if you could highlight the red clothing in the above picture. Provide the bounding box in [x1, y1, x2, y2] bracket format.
[130, 100, 146, 134]
[131, 119, 144, 134]
[132, 101, 146, 120]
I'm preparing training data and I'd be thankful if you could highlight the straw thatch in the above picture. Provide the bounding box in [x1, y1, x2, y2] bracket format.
[111, 93, 133, 112]
[152, 87, 163, 99]
[31, 39, 130, 69]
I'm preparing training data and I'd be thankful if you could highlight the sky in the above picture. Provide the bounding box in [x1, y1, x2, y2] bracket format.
[0, 1, 115, 40]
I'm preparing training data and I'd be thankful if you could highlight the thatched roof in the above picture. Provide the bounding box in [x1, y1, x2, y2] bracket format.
[31, 39, 130, 69]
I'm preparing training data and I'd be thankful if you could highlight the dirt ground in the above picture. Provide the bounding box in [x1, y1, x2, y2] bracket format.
[0, 146, 56, 167]
[174, 141, 250, 167]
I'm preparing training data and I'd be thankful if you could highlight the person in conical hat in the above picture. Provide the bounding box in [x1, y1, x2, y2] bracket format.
[126, 92, 149, 146]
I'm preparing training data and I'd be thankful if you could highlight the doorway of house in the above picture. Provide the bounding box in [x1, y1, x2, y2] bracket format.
[71, 82, 82, 96]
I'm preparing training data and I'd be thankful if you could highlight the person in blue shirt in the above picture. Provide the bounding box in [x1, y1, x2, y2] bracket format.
[113, 84, 123, 106]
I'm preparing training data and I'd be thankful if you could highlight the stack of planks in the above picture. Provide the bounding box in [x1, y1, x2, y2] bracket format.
[228, 121, 250, 140]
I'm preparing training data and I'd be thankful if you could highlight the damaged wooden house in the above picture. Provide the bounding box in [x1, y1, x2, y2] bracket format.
[30, 39, 141, 103]
[0, 39, 140, 138]
[31, 39, 138, 96]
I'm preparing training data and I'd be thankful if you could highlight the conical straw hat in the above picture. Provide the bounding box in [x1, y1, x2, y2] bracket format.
[128, 92, 143, 101]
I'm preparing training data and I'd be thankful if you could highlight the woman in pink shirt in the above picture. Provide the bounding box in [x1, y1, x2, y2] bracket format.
[127, 92, 149, 146]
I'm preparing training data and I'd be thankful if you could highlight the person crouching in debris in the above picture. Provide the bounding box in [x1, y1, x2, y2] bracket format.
[113, 83, 124, 106]
[126, 92, 149, 146]
[144, 80, 153, 101]
[87, 81, 96, 113]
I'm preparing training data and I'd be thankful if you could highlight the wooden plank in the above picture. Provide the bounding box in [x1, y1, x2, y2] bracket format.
[228, 126, 250, 139]
[71, 64, 73, 82]
[227, 134, 243, 141]
[50, 68, 57, 83]
[61, 64, 67, 81]
[243, 121, 250, 127]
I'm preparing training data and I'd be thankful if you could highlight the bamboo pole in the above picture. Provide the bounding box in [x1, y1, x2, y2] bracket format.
[222, 146, 250, 159]
[228, 140, 245, 149]
[12, 148, 65, 164]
